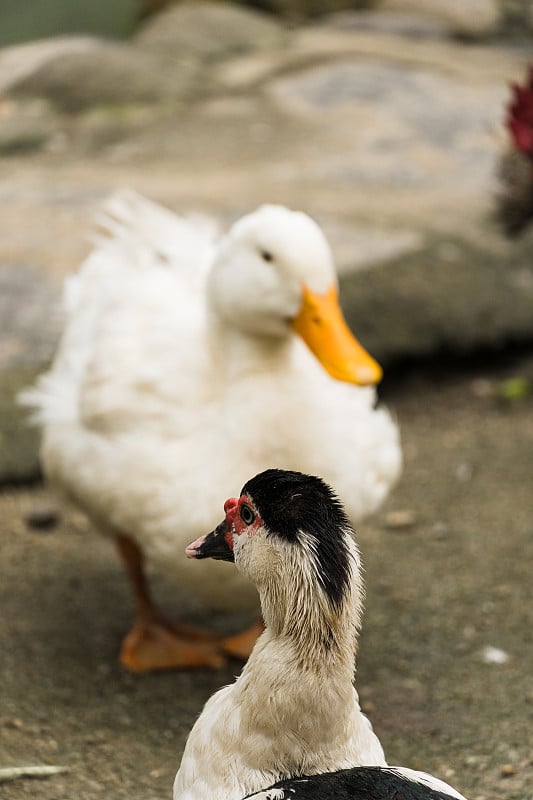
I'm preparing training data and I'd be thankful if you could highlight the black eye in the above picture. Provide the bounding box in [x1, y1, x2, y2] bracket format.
[261, 250, 273, 262]
[240, 504, 256, 525]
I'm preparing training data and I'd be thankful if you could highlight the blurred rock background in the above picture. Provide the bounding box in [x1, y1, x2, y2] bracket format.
[1, 0, 532, 483]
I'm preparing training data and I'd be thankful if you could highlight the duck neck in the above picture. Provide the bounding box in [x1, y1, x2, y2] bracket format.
[207, 310, 293, 383]
[260, 583, 359, 678]
[233, 554, 365, 774]
[247, 538, 362, 682]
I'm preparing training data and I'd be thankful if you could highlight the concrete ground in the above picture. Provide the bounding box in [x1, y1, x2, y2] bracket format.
[1, 352, 532, 800]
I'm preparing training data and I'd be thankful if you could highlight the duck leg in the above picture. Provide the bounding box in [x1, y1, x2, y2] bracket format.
[115, 534, 225, 672]
[221, 617, 265, 660]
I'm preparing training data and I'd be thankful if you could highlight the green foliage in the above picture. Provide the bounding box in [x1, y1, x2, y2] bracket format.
[0, 0, 137, 47]
[498, 376, 531, 402]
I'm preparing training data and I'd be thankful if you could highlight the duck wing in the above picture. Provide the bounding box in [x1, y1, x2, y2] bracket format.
[93, 188, 218, 274]
[20, 190, 219, 436]
[244, 766, 467, 800]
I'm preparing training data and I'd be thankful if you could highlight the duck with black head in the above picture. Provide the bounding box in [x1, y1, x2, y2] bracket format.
[174, 469, 467, 800]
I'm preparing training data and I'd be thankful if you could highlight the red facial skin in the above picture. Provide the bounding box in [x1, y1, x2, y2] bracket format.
[223, 494, 262, 550]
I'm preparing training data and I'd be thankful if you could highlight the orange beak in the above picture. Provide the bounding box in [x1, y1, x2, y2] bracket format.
[291, 285, 382, 386]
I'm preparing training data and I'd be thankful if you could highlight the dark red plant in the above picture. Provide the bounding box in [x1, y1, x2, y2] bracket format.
[496, 65, 533, 236]
[507, 65, 533, 159]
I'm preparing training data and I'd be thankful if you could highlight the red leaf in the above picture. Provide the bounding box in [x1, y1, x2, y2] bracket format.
[506, 65, 533, 157]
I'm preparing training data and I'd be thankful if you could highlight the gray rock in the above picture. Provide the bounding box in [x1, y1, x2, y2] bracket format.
[0, 37, 97, 97]
[0, 2, 288, 116]
[316, 218, 423, 275]
[136, 1, 286, 61]
[0, 100, 58, 156]
[378, 0, 501, 39]
[0, 364, 42, 484]
[24, 507, 60, 531]
[0, 264, 61, 485]
[500, 0, 533, 36]
[268, 56, 511, 205]
[0, 264, 62, 372]
[322, 9, 452, 38]
[4, 37, 184, 112]
[270, 58, 505, 165]
[252, 0, 372, 19]
[340, 229, 533, 365]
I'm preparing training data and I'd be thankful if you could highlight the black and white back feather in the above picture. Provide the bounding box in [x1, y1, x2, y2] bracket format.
[244, 766, 467, 800]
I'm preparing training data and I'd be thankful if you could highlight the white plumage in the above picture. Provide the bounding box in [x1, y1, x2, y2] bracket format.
[21, 190, 401, 670]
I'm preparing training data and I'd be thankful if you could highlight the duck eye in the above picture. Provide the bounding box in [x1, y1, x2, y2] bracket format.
[240, 504, 256, 526]
[260, 250, 273, 262]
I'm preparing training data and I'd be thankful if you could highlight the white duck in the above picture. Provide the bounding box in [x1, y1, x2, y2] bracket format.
[22, 191, 401, 672]
[178, 469, 467, 800]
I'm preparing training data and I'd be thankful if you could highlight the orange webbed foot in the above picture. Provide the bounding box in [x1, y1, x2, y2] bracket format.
[120, 616, 225, 672]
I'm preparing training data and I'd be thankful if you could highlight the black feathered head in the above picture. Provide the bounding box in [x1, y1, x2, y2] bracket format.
[188, 469, 360, 624]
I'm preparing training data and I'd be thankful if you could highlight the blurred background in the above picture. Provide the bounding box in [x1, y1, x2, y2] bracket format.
[0, 2, 532, 800]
